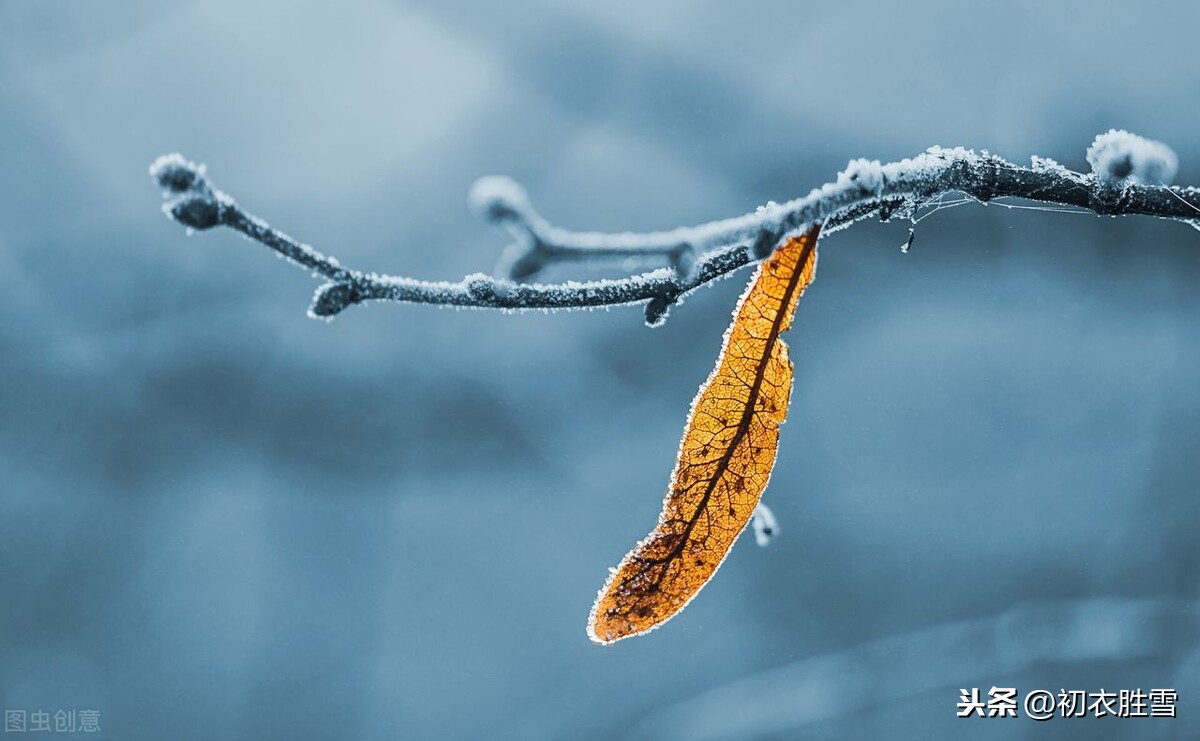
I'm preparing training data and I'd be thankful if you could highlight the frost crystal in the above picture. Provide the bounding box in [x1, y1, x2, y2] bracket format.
[837, 158, 885, 194]
[1030, 155, 1067, 174]
[1086, 130, 1178, 185]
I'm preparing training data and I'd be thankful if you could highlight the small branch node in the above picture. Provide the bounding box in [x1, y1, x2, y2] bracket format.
[465, 272, 502, 301]
[468, 175, 535, 225]
[309, 281, 359, 319]
[878, 196, 896, 223]
[644, 286, 681, 328]
[751, 502, 779, 547]
[839, 157, 885, 197]
[150, 153, 230, 231]
[150, 152, 203, 193]
[1087, 129, 1178, 186]
[749, 227, 784, 260]
[668, 242, 698, 283]
[494, 238, 549, 283]
[471, 176, 567, 283]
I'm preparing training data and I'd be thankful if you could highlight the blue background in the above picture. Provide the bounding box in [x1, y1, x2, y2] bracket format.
[1, 2, 1198, 738]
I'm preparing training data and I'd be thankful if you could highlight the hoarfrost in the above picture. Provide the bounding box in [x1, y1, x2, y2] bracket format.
[836, 158, 885, 194]
[1030, 155, 1068, 174]
[1086, 129, 1178, 185]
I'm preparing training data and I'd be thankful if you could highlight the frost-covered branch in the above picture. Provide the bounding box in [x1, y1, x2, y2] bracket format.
[150, 130, 1200, 326]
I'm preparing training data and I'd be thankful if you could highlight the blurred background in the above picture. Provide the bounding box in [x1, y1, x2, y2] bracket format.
[1, 1, 1199, 739]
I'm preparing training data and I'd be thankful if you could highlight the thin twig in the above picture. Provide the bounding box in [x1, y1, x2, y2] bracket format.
[149, 131, 1200, 326]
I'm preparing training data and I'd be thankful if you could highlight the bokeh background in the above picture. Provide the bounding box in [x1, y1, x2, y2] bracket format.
[2, 2, 1199, 739]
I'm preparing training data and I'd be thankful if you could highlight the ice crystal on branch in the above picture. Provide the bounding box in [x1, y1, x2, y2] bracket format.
[1086, 129, 1178, 185]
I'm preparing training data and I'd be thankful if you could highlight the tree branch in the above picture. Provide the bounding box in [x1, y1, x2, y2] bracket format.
[149, 130, 1200, 326]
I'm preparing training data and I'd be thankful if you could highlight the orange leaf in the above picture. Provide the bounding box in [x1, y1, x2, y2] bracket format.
[588, 224, 821, 644]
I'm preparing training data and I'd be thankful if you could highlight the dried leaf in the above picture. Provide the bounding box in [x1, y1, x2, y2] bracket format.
[588, 224, 821, 644]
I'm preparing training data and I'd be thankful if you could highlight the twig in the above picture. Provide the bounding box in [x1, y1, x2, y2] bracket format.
[149, 130, 1200, 326]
